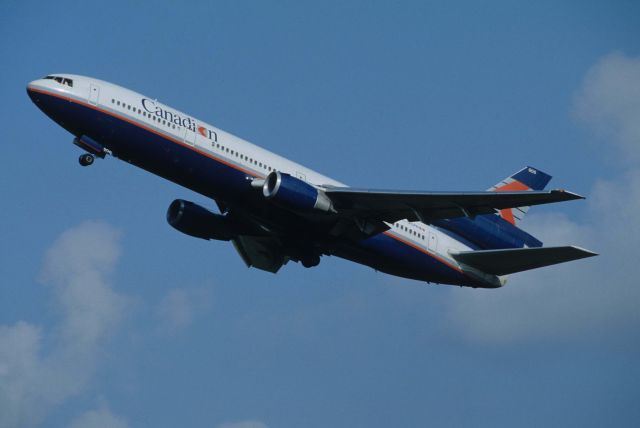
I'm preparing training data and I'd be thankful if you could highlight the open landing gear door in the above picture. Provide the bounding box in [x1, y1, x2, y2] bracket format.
[231, 235, 288, 273]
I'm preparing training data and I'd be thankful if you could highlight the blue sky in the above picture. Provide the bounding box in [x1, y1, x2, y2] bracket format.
[2, 1, 640, 427]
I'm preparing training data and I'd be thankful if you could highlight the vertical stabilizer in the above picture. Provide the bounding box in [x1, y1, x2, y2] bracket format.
[488, 166, 552, 225]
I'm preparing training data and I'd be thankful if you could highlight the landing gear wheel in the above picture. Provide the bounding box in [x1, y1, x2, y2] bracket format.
[79, 153, 95, 166]
[301, 254, 320, 268]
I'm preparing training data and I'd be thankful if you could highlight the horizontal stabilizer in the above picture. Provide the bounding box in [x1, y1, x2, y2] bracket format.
[450, 246, 597, 276]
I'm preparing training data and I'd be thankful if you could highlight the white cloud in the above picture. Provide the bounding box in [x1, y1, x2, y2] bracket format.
[573, 51, 640, 162]
[0, 221, 128, 428]
[156, 287, 212, 334]
[67, 401, 129, 428]
[217, 420, 269, 428]
[447, 52, 640, 344]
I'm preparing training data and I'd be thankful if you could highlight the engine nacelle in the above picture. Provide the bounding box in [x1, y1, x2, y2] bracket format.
[166, 199, 234, 241]
[262, 171, 333, 212]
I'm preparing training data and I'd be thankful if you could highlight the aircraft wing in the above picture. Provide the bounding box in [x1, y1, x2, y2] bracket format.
[323, 187, 583, 224]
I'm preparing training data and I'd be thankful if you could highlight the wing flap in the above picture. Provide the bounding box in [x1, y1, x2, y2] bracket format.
[450, 246, 598, 276]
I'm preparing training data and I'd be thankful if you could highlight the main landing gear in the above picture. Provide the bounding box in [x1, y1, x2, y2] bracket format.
[301, 253, 321, 268]
[79, 153, 95, 166]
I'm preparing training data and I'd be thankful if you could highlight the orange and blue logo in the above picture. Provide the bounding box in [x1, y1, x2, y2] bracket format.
[197, 125, 218, 142]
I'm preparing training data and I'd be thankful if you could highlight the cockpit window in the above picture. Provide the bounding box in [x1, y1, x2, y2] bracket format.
[43, 75, 73, 87]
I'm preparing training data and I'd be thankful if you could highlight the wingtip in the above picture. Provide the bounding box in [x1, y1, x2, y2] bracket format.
[551, 189, 586, 200]
[569, 245, 599, 258]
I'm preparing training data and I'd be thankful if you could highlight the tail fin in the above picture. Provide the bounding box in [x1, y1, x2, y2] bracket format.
[488, 166, 552, 226]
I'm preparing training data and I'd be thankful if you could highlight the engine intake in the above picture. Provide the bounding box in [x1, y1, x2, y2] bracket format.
[166, 199, 234, 241]
[262, 171, 333, 213]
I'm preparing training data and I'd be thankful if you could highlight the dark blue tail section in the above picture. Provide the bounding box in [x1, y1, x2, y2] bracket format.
[435, 166, 551, 250]
[435, 215, 543, 250]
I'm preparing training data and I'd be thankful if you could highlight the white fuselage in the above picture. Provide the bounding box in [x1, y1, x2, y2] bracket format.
[28, 74, 496, 286]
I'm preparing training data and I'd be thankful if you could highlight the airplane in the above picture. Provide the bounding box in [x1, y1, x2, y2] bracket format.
[27, 74, 597, 289]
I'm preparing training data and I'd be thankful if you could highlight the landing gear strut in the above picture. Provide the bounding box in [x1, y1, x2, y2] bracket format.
[74, 135, 108, 167]
[79, 153, 95, 166]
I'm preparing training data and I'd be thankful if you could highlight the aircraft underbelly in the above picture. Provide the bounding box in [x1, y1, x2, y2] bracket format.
[332, 234, 471, 286]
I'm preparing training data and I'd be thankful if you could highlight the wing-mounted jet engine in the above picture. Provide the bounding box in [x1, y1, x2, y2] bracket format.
[261, 171, 335, 213]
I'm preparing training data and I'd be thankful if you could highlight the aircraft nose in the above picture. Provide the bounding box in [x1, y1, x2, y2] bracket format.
[26, 79, 42, 92]
[26, 80, 41, 103]
[26, 78, 52, 108]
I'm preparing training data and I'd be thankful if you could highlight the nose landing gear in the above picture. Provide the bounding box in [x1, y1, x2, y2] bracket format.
[74, 135, 109, 167]
[79, 153, 95, 166]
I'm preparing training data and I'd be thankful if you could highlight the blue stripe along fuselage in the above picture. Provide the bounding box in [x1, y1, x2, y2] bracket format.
[28, 88, 480, 287]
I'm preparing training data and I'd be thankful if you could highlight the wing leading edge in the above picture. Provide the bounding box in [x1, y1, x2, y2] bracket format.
[323, 186, 583, 225]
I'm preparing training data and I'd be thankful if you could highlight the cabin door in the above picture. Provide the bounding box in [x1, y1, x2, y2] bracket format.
[428, 232, 438, 252]
[184, 127, 196, 146]
[88, 83, 100, 105]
